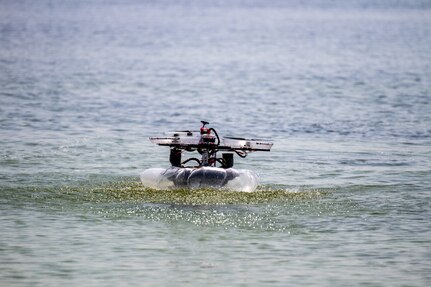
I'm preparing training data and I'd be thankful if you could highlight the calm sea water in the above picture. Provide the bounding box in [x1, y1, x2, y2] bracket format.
[1, 0, 430, 286]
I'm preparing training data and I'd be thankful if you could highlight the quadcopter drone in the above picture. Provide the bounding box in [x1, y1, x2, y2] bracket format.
[141, 121, 273, 191]
[150, 120, 273, 167]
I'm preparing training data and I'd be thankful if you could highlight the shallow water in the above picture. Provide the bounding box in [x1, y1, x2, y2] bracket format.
[1, 0, 431, 286]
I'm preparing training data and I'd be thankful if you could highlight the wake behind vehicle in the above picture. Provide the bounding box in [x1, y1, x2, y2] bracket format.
[140, 121, 273, 192]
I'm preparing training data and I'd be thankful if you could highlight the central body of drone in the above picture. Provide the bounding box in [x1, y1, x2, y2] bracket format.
[141, 121, 273, 192]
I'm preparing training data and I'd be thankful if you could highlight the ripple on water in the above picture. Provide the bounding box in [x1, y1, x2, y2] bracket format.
[1, 180, 335, 232]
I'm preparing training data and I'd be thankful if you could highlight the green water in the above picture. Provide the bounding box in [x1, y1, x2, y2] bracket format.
[1, 179, 429, 286]
[1, 0, 431, 286]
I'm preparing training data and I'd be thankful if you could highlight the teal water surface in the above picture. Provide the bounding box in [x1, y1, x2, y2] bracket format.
[1, 0, 431, 286]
